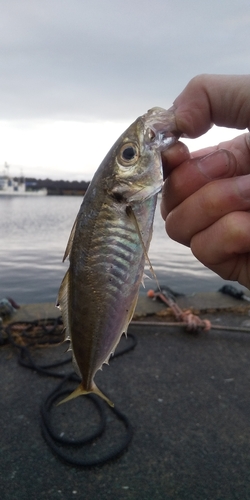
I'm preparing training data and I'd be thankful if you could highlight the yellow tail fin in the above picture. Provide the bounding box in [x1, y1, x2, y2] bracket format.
[57, 382, 114, 407]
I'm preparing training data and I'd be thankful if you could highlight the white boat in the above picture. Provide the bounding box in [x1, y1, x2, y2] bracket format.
[0, 164, 47, 196]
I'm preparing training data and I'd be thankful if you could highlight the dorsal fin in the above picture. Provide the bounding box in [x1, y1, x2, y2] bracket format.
[126, 205, 161, 291]
[56, 270, 71, 343]
[62, 216, 78, 262]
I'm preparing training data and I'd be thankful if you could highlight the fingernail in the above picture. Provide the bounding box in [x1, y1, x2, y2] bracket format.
[197, 150, 232, 179]
[236, 175, 250, 200]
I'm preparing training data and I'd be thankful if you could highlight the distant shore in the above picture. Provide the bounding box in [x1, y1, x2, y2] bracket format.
[47, 189, 86, 196]
[18, 176, 90, 196]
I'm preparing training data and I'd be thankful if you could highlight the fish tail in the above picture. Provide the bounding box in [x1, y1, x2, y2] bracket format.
[56, 382, 114, 407]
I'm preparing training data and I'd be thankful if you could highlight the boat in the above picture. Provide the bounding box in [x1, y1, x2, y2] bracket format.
[0, 164, 47, 196]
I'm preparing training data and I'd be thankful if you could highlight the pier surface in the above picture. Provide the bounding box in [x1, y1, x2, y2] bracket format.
[1, 292, 250, 500]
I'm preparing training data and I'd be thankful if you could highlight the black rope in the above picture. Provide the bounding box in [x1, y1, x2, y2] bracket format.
[40, 382, 134, 467]
[4, 319, 136, 467]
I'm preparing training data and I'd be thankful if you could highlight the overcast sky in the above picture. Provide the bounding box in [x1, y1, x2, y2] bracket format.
[0, 0, 249, 179]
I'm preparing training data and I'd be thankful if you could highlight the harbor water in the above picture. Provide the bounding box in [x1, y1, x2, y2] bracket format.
[0, 195, 244, 304]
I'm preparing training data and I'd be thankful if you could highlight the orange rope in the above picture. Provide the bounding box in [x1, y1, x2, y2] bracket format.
[147, 290, 211, 332]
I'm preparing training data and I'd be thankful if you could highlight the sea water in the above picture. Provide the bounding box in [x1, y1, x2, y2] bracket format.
[0, 195, 243, 304]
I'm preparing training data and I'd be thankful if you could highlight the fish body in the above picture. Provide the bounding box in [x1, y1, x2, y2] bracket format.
[57, 107, 179, 406]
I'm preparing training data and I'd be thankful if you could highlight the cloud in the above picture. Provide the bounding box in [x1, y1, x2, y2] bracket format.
[0, 0, 249, 179]
[0, 0, 249, 121]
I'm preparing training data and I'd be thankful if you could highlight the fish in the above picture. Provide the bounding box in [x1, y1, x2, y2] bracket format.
[57, 106, 179, 407]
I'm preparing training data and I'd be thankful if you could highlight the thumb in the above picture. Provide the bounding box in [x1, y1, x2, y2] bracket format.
[174, 74, 250, 138]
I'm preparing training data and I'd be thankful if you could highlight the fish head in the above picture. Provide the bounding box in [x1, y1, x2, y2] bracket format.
[110, 106, 180, 203]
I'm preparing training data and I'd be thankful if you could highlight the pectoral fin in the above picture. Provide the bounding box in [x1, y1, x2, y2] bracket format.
[126, 205, 161, 291]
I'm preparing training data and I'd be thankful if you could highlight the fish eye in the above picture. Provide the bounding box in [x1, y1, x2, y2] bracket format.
[119, 142, 139, 165]
[122, 147, 136, 160]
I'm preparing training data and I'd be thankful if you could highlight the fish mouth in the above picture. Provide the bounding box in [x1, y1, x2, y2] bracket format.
[142, 106, 180, 152]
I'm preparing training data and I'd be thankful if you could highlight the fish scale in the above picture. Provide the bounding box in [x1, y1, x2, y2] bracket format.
[86, 236, 139, 292]
[86, 205, 144, 288]
[57, 106, 179, 407]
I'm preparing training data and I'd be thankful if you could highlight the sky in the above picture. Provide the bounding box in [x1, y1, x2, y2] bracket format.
[0, 0, 250, 180]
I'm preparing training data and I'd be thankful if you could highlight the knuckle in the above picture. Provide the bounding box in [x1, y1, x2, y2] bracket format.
[165, 211, 190, 246]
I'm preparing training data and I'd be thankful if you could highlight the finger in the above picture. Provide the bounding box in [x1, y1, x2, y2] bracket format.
[161, 149, 237, 219]
[161, 141, 190, 178]
[173, 74, 250, 138]
[190, 211, 250, 288]
[190, 132, 250, 170]
[165, 174, 250, 246]
[161, 133, 250, 219]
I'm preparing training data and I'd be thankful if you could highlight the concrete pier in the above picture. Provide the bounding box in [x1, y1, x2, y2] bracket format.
[1, 292, 250, 499]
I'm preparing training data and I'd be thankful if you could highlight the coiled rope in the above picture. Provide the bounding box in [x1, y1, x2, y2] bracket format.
[4, 318, 136, 467]
[3, 287, 250, 466]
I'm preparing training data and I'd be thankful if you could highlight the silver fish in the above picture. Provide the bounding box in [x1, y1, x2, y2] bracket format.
[57, 107, 179, 406]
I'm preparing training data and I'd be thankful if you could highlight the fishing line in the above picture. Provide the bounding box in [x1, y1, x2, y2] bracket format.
[4, 319, 136, 467]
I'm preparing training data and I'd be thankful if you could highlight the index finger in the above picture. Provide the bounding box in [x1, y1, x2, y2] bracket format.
[174, 74, 250, 138]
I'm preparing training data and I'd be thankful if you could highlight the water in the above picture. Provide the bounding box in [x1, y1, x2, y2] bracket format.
[0, 196, 243, 304]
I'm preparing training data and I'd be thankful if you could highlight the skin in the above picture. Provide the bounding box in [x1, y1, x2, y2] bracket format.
[58, 108, 176, 406]
[160, 74, 250, 289]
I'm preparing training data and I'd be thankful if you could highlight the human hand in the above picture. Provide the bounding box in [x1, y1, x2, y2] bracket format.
[161, 74, 250, 288]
